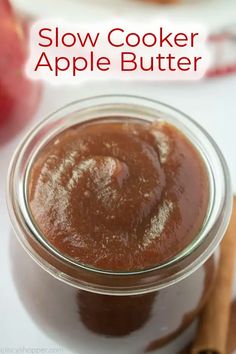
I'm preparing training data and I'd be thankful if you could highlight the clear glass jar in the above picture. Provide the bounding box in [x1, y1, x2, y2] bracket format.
[7, 95, 232, 353]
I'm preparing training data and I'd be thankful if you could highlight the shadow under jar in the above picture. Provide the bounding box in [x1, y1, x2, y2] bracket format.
[7, 95, 232, 353]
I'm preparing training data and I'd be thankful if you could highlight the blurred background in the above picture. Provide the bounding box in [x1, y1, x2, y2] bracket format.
[0, 0, 236, 353]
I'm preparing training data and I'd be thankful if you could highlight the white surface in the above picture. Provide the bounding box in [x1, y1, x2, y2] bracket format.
[13, 0, 236, 31]
[1, 77, 236, 353]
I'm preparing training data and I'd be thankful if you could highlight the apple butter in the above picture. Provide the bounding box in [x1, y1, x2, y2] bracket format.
[8, 96, 232, 352]
[28, 118, 209, 271]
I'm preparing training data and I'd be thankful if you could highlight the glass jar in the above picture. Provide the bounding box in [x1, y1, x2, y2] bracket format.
[7, 95, 232, 353]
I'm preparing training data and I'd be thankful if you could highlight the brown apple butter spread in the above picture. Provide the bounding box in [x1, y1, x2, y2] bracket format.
[28, 118, 209, 271]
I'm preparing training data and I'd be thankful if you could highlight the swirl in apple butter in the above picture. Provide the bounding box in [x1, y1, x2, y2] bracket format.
[28, 118, 209, 271]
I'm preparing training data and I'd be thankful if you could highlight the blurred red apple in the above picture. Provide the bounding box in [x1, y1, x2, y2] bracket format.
[0, 0, 41, 145]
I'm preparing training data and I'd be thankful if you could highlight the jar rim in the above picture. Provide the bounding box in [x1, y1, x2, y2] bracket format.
[7, 94, 233, 295]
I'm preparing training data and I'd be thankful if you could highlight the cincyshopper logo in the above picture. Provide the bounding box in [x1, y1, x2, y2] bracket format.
[0, 347, 63, 354]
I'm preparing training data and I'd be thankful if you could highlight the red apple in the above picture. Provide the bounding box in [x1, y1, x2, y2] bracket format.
[0, 0, 41, 145]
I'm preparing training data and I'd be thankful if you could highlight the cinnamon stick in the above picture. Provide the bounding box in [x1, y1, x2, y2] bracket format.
[191, 197, 236, 354]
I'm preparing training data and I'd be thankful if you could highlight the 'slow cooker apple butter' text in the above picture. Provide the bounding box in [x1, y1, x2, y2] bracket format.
[28, 118, 209, 271]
